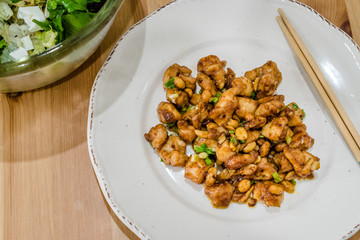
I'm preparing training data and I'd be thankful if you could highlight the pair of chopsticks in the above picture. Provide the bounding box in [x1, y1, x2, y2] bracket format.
[276, 8, 360, 162]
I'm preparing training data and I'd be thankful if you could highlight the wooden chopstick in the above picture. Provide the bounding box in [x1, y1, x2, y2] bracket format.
[276, 9, 360, 162]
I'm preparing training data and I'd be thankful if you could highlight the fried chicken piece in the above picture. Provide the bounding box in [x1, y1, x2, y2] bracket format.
[255, 99, 284, 118]
[283, 147, 320, 178]
[253, 61, 282, 99]
[235, 97, 258, 121]
[261, 116, 288, 141]
[292, 124, 307, 134]
[244, 116, 267, 130]
[273, 152, 294, 173]
[225, 151, 258, 170]
[144, 124, 168, 149]
[204, 181, 235, 208]
[163, 63, 192, 89]
[280, 102, 304, 126]
[157, 102, 181, 123]
[231, 77, 253, 97]
[253, 181, 284, 207]
[158, 136, 188, 167]
[252, 157, 277, 180]
[206, 122, 228, 140]
[197, 55, 227, 90]
[237, 164, 258, 176]
[184, 155, 211, 184]
[257, 95, 285, 104]
[289, 131, 314, 150]
[224, 67, 236, 89]
[197, 73, 217, 96]
[177, 120, 196, 143]
[166, 89, 189, 109]
[216, 140, 236, 165]
[182, 102, 209, 129]
[209, 87, 240, 126]
[180, 75, 196, 91]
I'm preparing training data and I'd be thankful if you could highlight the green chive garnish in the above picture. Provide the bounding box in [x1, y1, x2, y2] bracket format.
[292, 103, 299, 110]
[204, 157, 213, 165]
[272, 172, 282, 183]
[165, 77, 176, 89]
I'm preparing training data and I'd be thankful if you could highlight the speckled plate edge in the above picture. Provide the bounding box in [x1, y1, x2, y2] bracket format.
[87, 1, 360, 239]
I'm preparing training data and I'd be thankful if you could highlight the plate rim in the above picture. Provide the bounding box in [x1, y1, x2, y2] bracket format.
[87, 0, 360, 239]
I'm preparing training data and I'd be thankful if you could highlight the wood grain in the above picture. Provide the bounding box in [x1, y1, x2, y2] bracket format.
[345, 0, 360, 44]
[0, 0, 358, 240]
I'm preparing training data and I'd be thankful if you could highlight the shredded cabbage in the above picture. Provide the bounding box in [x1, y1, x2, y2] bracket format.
[0, 1, 13, 21]
[0, 0, 104, 64]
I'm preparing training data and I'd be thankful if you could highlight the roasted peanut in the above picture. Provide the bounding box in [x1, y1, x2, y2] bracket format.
[174, 77, 185, 89]
[243, 142, 256, 153]
[269, 184, 284, 195]
[238, 179, 251, 193]
[235, 127, 248, 140]
[281, 181, 295, 193]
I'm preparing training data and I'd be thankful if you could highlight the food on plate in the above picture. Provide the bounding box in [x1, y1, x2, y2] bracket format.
[145, 55, 320, 208]
[0, 0, 106, 63]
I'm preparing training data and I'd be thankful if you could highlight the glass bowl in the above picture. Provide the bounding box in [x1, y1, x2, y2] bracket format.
[0, 0, 124, 92]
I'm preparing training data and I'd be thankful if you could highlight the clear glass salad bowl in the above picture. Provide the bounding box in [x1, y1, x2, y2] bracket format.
[0, 0, 124, 92]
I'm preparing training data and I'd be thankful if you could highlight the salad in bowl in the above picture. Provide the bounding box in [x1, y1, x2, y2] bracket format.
[0, 0, 106, 63]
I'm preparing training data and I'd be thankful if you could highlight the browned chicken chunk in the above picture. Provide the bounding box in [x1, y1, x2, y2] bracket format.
[253, 181, 284, 207]
[158, 136, 188, 167]
[204, 181, 235, 208]
[144, 124, 168, 149]
[157, 102, 181, 123]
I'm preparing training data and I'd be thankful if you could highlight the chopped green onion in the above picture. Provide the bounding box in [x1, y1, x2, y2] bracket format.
[204, 157, 213, 165]
[301, 109, 306, 120]
[250, 180, 256, 185]
[240, 139, 246, 144]
[291, 179, 297, 185]
[280, 107, 284, 111]
[165, 77, 176, 89]
[292, 103, 299, 110]
[285, 136, 292, 145]
[251, 91, 256, 99]
[199, 152, 208, 159]
[240, 121, 247, 127]
[259, 135, 264, 138]
[228, 130, 235, 134]
[160, 159, 164, 162]
[194, 143, 215, 155]
[209, 92, 221, 104]
[194, 145, 203, 153]
[272, 172, 282, 183]
[205, 148, 215, 155]
[199, 89, 202, 94]
[165, 122, 175, 128]
[230, 137, 238, 145]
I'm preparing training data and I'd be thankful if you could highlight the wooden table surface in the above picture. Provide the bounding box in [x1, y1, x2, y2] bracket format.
[1, 0, 359, 239]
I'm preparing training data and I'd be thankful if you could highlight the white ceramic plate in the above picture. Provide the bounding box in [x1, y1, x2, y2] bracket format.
[87, 0, 360, 239]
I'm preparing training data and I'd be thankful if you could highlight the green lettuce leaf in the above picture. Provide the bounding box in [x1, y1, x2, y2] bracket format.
[30, 30, 58, 55]
[0, 38, 7, 55]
